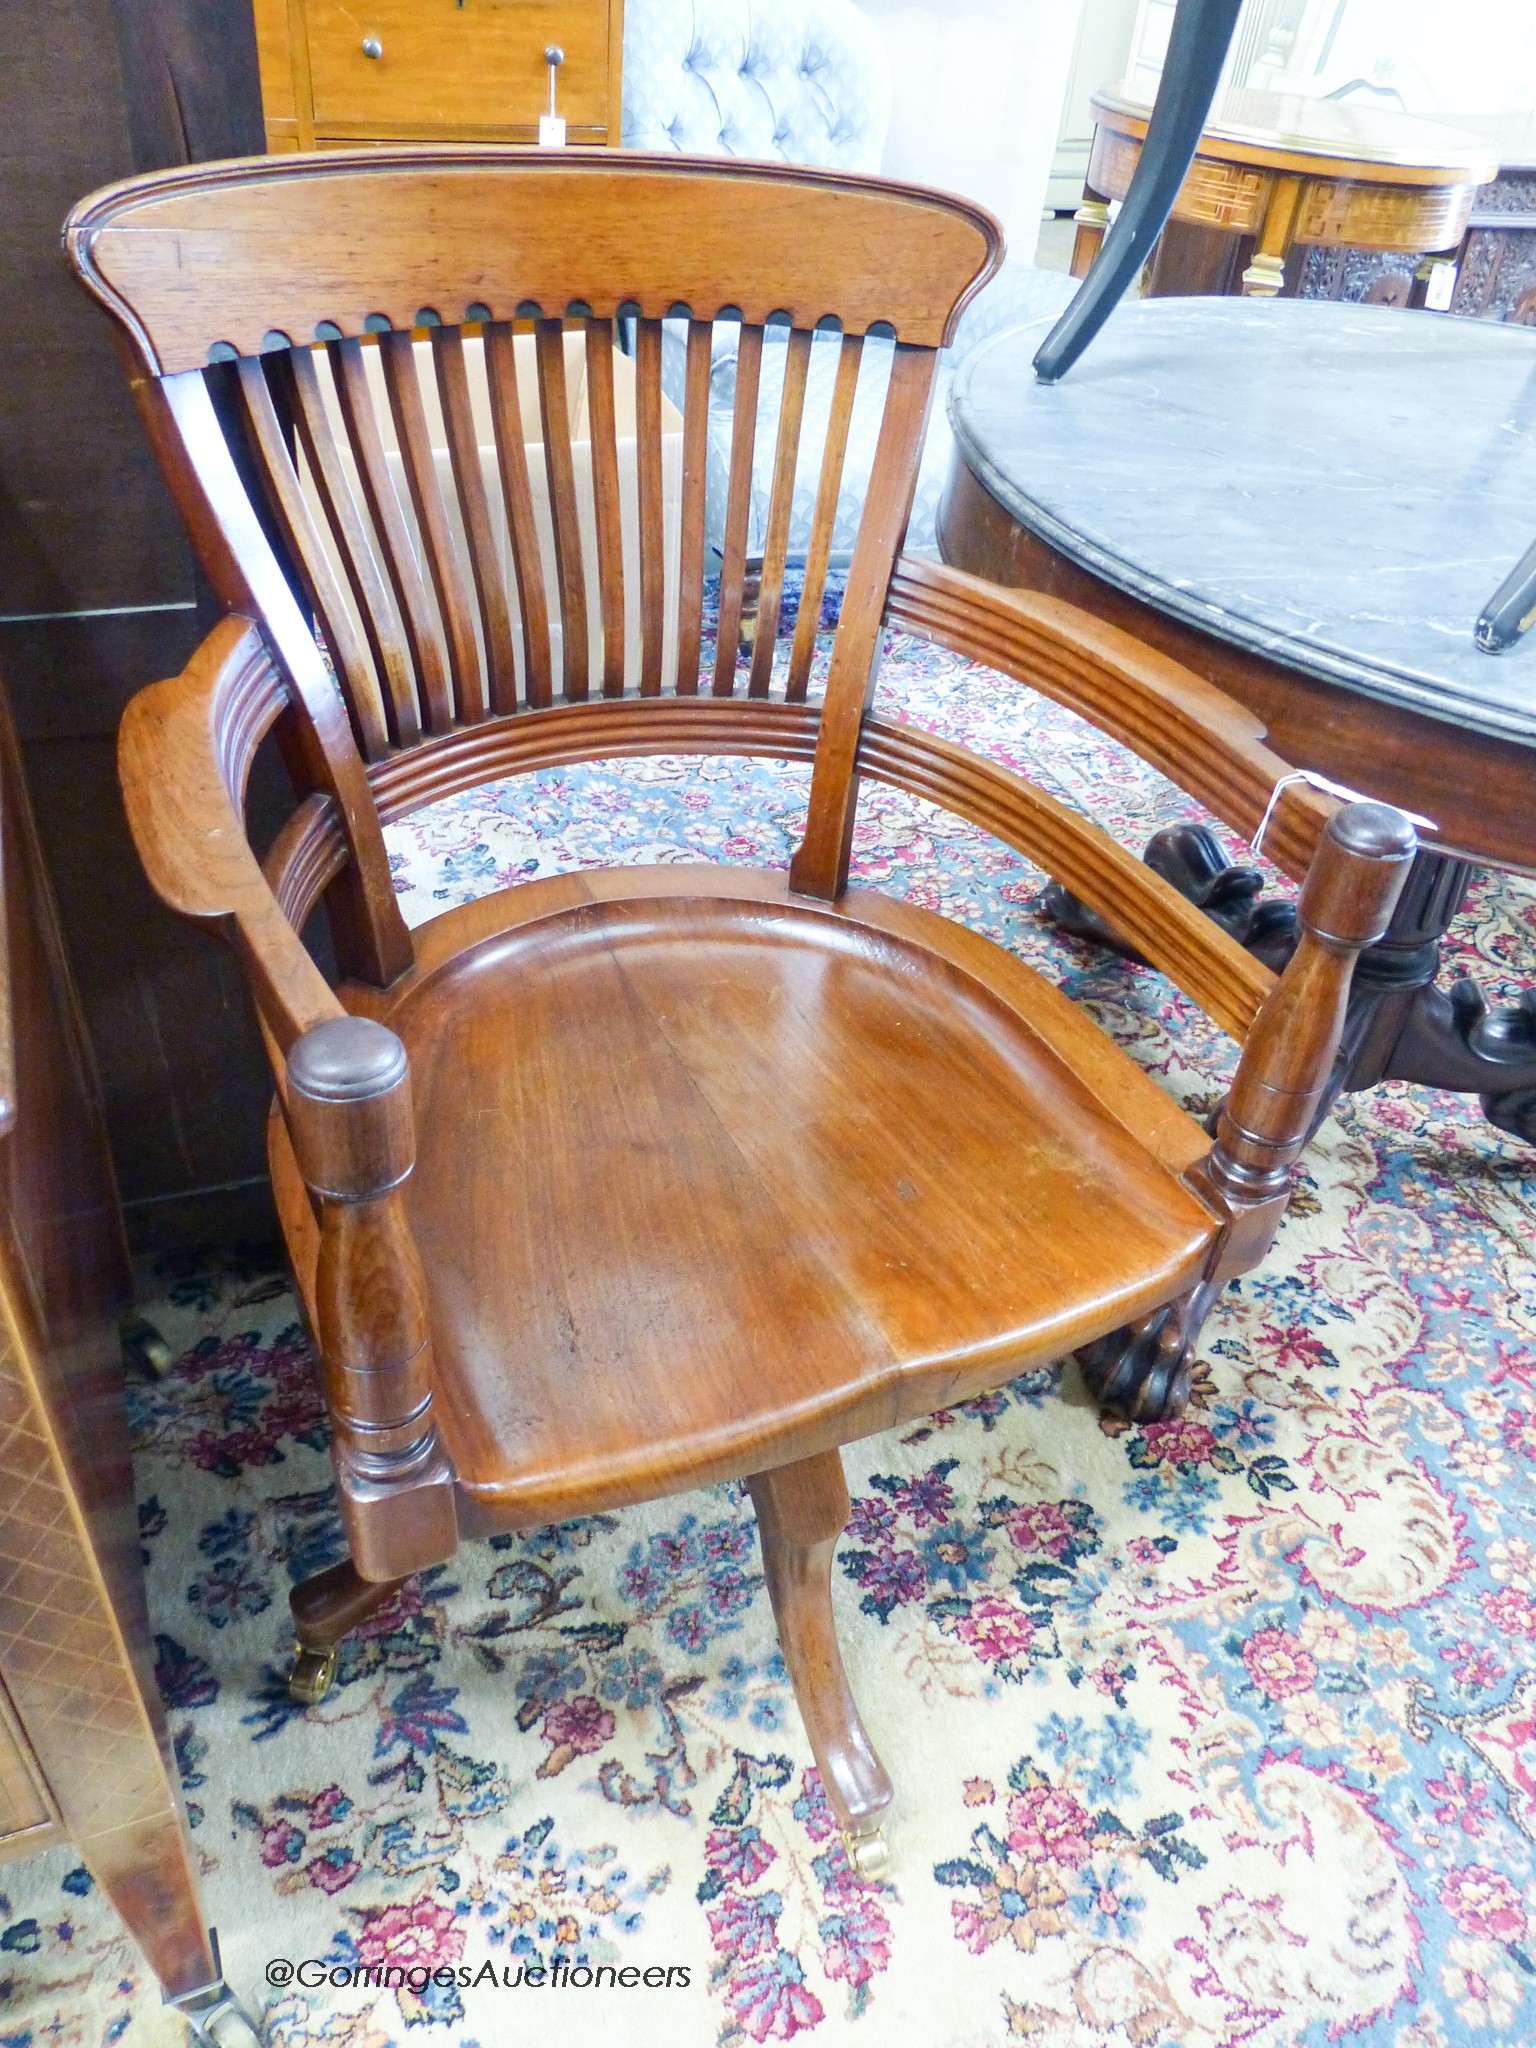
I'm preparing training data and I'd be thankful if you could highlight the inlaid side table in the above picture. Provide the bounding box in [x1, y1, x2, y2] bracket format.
[1073, 85, 1499, 300]
[939, 296, 1536, 1144]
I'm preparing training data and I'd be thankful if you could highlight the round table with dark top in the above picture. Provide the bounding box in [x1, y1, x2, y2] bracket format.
[938, 294, 1536, 1140]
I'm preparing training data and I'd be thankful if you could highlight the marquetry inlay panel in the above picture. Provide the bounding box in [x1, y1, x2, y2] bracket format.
[1295, 178, 1474, 252]
[1089, 129, 1269, 237]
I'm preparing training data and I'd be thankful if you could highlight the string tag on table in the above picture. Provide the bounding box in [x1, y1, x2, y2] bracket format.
[1252, 769, 1436, 859]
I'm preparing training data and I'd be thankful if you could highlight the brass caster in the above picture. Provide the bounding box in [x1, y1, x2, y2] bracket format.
[842, 1826, 890, 1882]
[167, 1930, 266, 2044]
[121, 1312, 174, 1379]
[288, 1644, 337, 1706]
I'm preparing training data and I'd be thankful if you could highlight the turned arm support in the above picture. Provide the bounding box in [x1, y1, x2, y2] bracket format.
[1198, 800, 1416, 1271]
[117, 614, 342, 1052]
[286, 1016, 457, 1580]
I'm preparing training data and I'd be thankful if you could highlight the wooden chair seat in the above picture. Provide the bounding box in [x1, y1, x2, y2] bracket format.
[329, 865, 1218, 1526]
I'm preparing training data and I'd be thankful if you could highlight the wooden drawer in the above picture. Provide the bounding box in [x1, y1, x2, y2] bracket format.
[304, 0, 614, 139]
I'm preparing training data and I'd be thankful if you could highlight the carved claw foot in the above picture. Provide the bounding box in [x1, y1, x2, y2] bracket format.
[288, 1644, 338, 1706]
[1044, 823, 1299, 971]
[1077, 1277, 1224, 1423]
[1483, 1084, 1536, 1143]
[1375, 974, 1536, 1145]
[1143, 823, 1299, 968]
[1451, 981, 1536, 1140]
[1076, 1304, 1194, 1422]
[1041, 879, 1146, 962]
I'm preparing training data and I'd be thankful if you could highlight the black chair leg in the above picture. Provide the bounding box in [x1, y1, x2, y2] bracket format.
[1033, 0, 1244, 384]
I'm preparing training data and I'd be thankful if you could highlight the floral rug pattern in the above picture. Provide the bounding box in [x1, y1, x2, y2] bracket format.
[4, 596, 1536, 2047]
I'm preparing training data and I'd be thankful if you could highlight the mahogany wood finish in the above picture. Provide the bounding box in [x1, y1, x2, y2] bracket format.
[75, 150, 1416, 1856]
[747, 1452, 892, 1875]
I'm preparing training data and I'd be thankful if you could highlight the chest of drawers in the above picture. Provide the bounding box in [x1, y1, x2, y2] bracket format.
[254, 0, 625, 151]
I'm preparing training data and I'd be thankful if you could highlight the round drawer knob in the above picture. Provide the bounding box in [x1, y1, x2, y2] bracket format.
[361, 35, 383, 58]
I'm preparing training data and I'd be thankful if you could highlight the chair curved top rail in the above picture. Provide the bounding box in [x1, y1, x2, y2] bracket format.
[64, 148, 1003, 378]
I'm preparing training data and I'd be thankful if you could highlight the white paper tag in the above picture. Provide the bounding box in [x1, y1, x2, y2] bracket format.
[1424, 261, 1457, 312]
[538, 114, 567, 148]
[1252, 768, 1436, 858]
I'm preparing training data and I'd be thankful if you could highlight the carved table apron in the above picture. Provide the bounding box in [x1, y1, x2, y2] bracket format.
[939, 295, 1536, 1140]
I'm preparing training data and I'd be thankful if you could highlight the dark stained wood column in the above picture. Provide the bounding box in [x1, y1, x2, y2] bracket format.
[0, 0, 281, 1249]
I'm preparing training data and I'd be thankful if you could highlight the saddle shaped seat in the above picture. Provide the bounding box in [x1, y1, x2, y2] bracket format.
[322, 864, 1217, 1526]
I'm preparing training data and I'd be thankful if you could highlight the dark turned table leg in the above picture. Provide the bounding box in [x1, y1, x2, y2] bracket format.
[1049, 837, 1536, 1142]
[1370, 855, 1536, 1142]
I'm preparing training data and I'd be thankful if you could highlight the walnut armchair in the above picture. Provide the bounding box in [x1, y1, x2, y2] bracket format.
[67, 150, 1413, 1873]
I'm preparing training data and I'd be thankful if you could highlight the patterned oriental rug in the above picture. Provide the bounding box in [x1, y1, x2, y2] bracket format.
[6, 592, 1536, 2048]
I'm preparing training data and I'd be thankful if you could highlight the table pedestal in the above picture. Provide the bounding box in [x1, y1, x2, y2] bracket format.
[1051, 834, 1536, 1145]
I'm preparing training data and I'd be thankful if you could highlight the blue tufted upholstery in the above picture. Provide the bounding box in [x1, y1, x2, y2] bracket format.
[623, 0, 1077, 559]
[623, 0, 889, 171]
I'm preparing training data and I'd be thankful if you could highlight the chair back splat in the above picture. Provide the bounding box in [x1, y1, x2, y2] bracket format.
[68, 150, 1002, 979]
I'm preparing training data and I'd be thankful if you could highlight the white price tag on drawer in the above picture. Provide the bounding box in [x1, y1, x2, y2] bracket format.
[539, 114, 567, 148]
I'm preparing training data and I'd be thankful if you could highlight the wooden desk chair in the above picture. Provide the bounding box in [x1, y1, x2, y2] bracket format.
[68, 150, 1413, 1873]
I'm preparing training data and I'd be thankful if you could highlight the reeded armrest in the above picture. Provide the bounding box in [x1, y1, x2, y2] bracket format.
[888, 555, 1336, 885]
[117, 614, 341, 1051]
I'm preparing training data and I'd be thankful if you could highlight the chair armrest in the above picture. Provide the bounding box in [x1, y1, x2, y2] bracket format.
[1198, 801, 1415, 1268]
[888, 555, 1336, 886]
[285, 1015, 457, 1579]
[117, 614, 342, 1052]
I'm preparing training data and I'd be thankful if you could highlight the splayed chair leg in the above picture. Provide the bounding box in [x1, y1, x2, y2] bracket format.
[747, 1449, 893, 1877]
[288, 1558, 408, 1704]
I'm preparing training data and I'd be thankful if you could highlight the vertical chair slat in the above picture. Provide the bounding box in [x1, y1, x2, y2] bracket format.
[431, 326, 520, 717]
[635, 317, 667, 697]
[379, 330, 486, 724]
[157, 369, 414, 989]
[787, 332, 864, 705]
[483, 321, 553, 709]
[748, 326, 812, 699]
[790, 344, 939, 900]
[534, 317, 589, 702]
[282, 345, 423, 747]
[583, 319, 627, 698]
[330, 336, 455, 736]
[674, 319, 714, 697]
[234, 357, 391, 762]
[712, 322, 764, 697]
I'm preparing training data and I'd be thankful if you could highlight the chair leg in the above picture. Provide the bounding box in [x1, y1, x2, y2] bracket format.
[288, 1559, 407, 1705]
[746, 1450, 893, 1877]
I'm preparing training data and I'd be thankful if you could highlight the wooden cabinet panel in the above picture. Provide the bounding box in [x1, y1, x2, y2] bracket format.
[256, 0, 624, 149]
